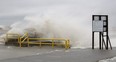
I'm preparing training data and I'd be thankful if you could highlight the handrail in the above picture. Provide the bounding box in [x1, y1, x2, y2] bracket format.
[28, 38, 70, 49]
[6, 33, 20, 43]
[21, 33, 28, 38]
[6, 33, 20, 35]
[19, 33, 28, 47]
[6, 33, 20, 42]
[20, 33, 28, 42]
[28, 38, 68, 41]
[6, 33, 20, 37]
[21, 37, 28, 43]
[6, 33, 70, 49]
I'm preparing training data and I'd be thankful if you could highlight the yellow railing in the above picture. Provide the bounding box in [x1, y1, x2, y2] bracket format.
[27, 38, 70, 49]
[6, 33, 70, 49]
[19, 33, 28, 47]
[6, 33, 20, 42]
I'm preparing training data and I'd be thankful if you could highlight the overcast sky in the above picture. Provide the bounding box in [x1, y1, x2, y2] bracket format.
[0, 0, 116, 26]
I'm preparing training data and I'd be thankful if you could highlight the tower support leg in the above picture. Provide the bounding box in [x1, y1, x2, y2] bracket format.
[99, 32, 101, 49]
[92, 32, 94, 49]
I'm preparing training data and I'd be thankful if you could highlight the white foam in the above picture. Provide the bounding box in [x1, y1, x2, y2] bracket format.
[99, 57, 116, 62]
[36, 53, 41, 55]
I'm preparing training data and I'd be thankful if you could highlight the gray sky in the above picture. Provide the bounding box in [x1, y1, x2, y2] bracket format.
[0, 0, 116, 26]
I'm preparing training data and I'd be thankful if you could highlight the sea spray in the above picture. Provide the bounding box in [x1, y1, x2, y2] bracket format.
[6, 15, 91, 48]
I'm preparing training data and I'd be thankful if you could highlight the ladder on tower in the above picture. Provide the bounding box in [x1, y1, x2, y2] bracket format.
[101, 32, 112, 49]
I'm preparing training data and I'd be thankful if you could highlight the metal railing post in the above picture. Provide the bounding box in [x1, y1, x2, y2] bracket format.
[27, 38, 29, 47]
[19, 37, 22, 47]
[52, 39, 54, 48]
[40, 41, 41, 48]
[65, 41, 67, 49]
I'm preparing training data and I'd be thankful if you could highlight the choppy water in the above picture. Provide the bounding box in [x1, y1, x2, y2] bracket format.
[0, 44, 64, 60]
[99, 57, 116, 62]
[0, 44, 116, 62]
